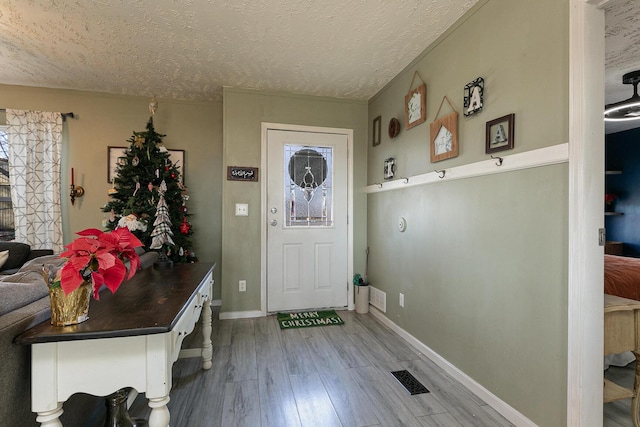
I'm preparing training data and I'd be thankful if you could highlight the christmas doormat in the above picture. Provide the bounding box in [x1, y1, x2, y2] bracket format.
[277, 310, 344, 329]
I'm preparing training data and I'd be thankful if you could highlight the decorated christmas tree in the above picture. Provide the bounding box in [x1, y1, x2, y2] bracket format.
[102, 104, 195, 263]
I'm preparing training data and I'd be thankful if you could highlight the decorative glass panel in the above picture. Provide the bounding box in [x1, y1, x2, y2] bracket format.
[285, 145, 333, 227]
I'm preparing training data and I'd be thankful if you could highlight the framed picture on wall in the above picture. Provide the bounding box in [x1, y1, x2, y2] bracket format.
[107, 146, 127, 183]
[384, 157, 396, 180]
[107, 147, 186, 184]
[485, 114, 515, 154]
[405, 83, 426, 130]
[168, 149, 186, 183]
[372, 115, 382, 146]
[430, 111, 459, 163]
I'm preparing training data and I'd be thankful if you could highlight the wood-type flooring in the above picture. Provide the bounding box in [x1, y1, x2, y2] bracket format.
[89, 307, 515, 427]
[605, 361, 637, 427]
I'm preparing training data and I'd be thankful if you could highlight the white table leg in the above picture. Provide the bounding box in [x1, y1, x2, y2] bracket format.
[201, 296, 212, 370]
[36, 405, 63, 427]
[148, 396, 170, 427]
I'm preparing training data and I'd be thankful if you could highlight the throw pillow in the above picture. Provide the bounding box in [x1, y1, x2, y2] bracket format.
[0, 250, 8, 270]
[0, 242, 31, 271]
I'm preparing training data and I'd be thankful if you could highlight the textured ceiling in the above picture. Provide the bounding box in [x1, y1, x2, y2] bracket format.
[0, 0, 479, 102]
[605, 0, 640, 134]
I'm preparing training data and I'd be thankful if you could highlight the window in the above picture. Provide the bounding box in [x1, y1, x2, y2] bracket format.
[0, 127, 14, 241]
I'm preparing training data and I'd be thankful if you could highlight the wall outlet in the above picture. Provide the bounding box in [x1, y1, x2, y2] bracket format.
[399, 292, 405, 308]
[239, 280, 246, 292]
[235, 203, 249, 216]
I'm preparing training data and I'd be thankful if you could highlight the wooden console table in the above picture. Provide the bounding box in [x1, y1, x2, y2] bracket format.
[15, 262, 215, 427]
[604, 293, 640, 427]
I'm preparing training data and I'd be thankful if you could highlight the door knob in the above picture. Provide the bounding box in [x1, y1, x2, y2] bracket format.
[270, 207, 278, 214]
[270, 219, 278, 226]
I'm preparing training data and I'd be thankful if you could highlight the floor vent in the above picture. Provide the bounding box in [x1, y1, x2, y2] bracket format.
[369, 285, 386, 312]
[391, 370, 430, 395]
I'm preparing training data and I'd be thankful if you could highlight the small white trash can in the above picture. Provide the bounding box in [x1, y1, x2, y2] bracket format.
[355, 285, 369, 314]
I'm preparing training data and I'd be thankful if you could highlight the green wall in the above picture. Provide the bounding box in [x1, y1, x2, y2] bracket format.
[222, 88, 368, 313]
[0, 84, 223, 299]
[366, 0, 569, 425]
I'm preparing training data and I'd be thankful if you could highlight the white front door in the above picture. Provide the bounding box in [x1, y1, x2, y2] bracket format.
[266, 128, 348, 312]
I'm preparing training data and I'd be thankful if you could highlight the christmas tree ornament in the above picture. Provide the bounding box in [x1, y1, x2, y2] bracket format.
[150, 180, 175, 269]
[147, 182, 153, 191]
[118, 213, 147, 232]
[149, 96, 158, 115]
[171, 173, 176, 179]
[179, 247, 184, 256]
[180, 205, 188, 214]
[180, 217, 191, 234]
[108, 178, 117, 195]
[132, 156, 140, 166]
[134, 135, 145, 149]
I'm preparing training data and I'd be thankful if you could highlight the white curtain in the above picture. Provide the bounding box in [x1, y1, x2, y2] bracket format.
[6, 110, 63, 253]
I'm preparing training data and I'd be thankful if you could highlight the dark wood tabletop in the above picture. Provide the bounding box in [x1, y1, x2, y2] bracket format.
[15, 262, 215, 345]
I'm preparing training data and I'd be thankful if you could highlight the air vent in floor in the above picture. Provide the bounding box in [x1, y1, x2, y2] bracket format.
[391, 370, 430, 395]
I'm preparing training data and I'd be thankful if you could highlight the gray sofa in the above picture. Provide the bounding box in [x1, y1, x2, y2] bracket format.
[0, 250, 159, 427]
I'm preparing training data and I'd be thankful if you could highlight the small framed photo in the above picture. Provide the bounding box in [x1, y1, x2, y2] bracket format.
[485, 114, 515, 154]
[372, 115, 382, 146]
[384, 157, 396, 180]
[405, 83, 426, 130]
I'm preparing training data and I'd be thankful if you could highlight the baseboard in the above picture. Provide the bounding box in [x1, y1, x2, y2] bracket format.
[368, 306, 536, 427]
[218, 310, 264, 320]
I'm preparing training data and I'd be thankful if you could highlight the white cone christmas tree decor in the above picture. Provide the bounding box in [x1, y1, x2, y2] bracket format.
[150, 180, 175, 269]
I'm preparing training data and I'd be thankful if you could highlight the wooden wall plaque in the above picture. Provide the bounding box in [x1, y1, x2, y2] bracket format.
[227, 166, 258, 182]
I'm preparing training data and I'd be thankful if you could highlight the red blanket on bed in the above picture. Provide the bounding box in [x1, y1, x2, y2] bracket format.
[605, 254, 640, 301]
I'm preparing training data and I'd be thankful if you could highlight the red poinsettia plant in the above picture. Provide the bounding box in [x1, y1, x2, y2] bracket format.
[58, 227, 143, 299]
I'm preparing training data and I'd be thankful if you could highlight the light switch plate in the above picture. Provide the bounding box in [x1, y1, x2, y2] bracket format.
[235, 203, 249, 216]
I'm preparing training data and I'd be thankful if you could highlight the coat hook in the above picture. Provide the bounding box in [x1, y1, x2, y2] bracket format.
[491, 155, 503, 166]
[435, 169, 446, 179]
[402, 177, 409, 184]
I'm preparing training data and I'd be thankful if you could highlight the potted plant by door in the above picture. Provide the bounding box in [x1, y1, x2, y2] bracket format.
[353, 273, 369, 314]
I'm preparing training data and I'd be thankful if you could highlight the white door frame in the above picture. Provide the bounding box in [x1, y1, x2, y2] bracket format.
[568, 0, 606, 424]
[260, 122, 354, 314]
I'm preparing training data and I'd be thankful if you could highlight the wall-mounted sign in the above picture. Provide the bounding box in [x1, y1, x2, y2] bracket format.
[227, 166, 259, 182]
[463, 77, 484, 117]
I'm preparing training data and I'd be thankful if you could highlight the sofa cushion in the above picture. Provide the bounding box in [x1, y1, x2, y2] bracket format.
[0, 242, 31, 271]
[0, 273, 49, 316]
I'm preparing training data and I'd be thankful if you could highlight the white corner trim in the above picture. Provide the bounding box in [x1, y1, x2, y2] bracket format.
[364, 143, 568, 194]
[368, 306, 536, 427]
[218, 310, 265, 320]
